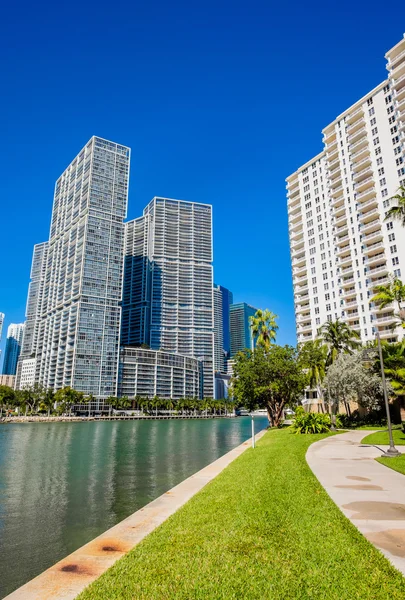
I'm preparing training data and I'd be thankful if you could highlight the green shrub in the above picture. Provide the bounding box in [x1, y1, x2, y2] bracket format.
[292, 411, 331, 434]
[402, 422, 405, 434]
[337, 409, 387, 429]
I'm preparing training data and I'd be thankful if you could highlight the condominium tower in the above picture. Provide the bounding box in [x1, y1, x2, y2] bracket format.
[121, 197, 214, 397]
[32, 137, 130, 397]
[287, 34, 405, 344]
[2, 323, 25, 375]
[213, 283, 233, 373]
[230, 302, 258, 356]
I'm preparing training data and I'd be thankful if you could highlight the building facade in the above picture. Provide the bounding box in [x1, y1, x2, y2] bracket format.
[288, 34, 405, 345]
[213, 283, 233, 375]
[119, 348, 202, 400]
[230, 302, 258, 356]
[31, 136, 130, 397]
[17, 358, 37, 389]
[122, 197, 214, 397]
[2, 323, 25, 375]
[0, 374, 15, 388]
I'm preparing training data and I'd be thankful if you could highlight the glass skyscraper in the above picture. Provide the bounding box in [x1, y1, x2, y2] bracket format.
[230, 302, 258, 357]
[31, 137, 130, 397]
[2, 323, 25, 375]
[122, 197, 214, 397]
[213, 283, 233, 373]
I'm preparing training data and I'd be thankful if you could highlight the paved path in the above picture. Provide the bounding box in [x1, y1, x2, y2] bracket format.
[5, 429, 266, 600]
[307, 430, 405, 576]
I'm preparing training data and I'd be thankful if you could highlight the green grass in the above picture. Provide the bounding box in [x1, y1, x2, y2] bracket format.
[377, 454, 405, 476]
[77, 429, 405, 600]
[361, 426, 405, 446]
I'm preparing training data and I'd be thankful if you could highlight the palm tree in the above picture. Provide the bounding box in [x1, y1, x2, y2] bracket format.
[385, 186, 405, 227]
[299, 340, 328, 411]
[372, 277, 405, 328]
[318, 319, 360, 366]
[249, 309, 278, 351]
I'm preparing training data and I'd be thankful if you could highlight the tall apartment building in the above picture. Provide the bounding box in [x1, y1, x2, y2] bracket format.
[0, 312, 4, 365]
[288, 34, 405, 345]
[213, 283, 233, 373]
[29, 136, 131, 397]
[122, 198, 214, 397]
[2, 323, 25, 375]
[230, 302, 258, 356]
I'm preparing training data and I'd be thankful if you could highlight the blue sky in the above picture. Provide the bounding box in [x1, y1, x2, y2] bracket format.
[1, 0, 404, 359]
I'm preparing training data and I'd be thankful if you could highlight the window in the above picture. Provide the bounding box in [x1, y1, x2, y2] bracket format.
[370, 117, 376, 126]
[314, 297, 319, 304]
[387, 222, 393, 231]
[326, 303, 331, 311]
[375, 147, 381, 156]
[390, 125, 397, 135]
[382, 189, 388, 197]
[310, 257, 315, 265]
[385, 95, 392, 104]
[392, 257, 399, 266]
[390, 245, 397, 254]
[307, 219, 313, 227]
[367, 98, 373, 106]
[373, 137, 379, 146]
[392, 135, 400, 145]
[394, 269, 401, 278]
[313, 287, 318, 294]
[383, 84, 390, 93]
[389, 115, 396, 124]
[324, 283, 329, 290]
[310, 248, 316, 255]
[383, 198, 390, 208]
[376, 157, 383, 166]
[397, 157, 404, 166]
[312, 277, 317, 284]
[325, 293, 330, 301]
[378, 167, 385, 176]
[387, 105, 394, 114]
[316, 317, 320, 325]
[379, 177, 386, 186]
[305, 202, 311, 209]
[394, 146, 402, 155]
[304, 185, 310, 192]
[388, 232, 395, 242]
[323, 273, 328, 280]
[371, 127, 378, 136]
[368, 107, 375, 116]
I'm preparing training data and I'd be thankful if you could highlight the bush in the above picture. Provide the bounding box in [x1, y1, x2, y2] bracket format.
[337, 409, 387, 429]
[292, 411, 332, 434]
[402, 422, 405, 434]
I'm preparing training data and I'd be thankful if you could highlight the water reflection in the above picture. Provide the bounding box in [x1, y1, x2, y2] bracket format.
[0, 416, 267, 598]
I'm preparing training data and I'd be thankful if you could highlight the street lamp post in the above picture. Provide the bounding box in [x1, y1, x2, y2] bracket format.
[376, 332, 401, 458]
[251, 413, 255, 449]
[328, 377, 336, 431]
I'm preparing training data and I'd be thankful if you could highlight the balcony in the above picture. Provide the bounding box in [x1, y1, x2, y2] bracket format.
[323, 128, 336, 145]
[293, 263, 307, 276]
[359, 207, 379, 224]
[348, 126, 367, 145]
[334, 203, 346, 219]
[346, 106, 364, 124]
[339, 253, 352, 267]
[328, 156, 340, 170]
[368, 263, 389, 278]
[373, 313, 397, 324]
[331, 194, 345, 209]
[349, 136, 368, 154]
[327, 145, 339, 162]
[341, 276, 355, 287]
[388, 47, 405, 70]
[361, 219, 381, 237]
[353, 164, 373, 183]
[363, 240, 384, 255]
[351, 155, 372, 173]
[356, 185, 376, 203]
[329, 167, 342, 181]
[296, 303, 310, 314]
[345, 299, 358, 308]
[364, 252, 385, 267]
[336, 234, 350, 246]
[346, 311, 359, 321]
[326, 139, 338, 154]
[331, 184, 343, 198]
[330, 174, 343, 189]
[355, 175, 374, 194]
[390, 56, 405, 78]
[341, 286, 356, 299]
[377, 330, 398, 341]
[362, 228, 383, 244]
[358, 196, 378, 212]
[371, 276, 390, 288]
[346, 117, 366, 134]
[335, 213, 347, 228]
[336, 243, 351, 257]
[292, 252, 306, 266]
[291, 238, 305, 250]
[341, 264, 354, 277]
[351, 144, 370, 163]
[299, 323, 313, 333]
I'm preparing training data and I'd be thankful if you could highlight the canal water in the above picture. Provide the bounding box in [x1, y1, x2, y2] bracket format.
[0, 416, 267, 598]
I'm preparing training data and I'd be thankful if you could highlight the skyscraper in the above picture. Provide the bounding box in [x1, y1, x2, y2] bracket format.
[33, 136, 130, 397]
[2, 323, 25, 375]
[287, 34, 405, 344]
[122, 197, 214, 397]
[213, 283, 233, 373]
[0, 312, 4, 365]
[230, 302, 258, 357]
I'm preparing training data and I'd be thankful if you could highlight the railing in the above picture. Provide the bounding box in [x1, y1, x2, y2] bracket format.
[346, 117, 365, 134]
[357, 185, 376, 200]
[389, 48, 405, 68]
[355, 175, 374, 189]
[348, 126, 367, 143]
[351, 145, 370, 160]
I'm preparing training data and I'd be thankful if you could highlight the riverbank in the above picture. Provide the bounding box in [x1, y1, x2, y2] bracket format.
[0, 414, 236, 424]
[74, 429, 404, 599]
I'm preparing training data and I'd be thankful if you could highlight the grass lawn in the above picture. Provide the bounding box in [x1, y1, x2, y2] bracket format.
[78, 429, 405, 600]
[361, 426, 405, 446]
[377, 454, 405, 476]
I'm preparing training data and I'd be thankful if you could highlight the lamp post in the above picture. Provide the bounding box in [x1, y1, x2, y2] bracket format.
[375, 332, 401, 458]
[328, 377, 336, 431]
[251, 412, 255, 449]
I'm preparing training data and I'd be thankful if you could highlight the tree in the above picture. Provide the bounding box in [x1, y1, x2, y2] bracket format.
[372, 277, 405, 328]
[249, 309, 278, 351]
[54, 387, 83, 415]
[39, 388, 55, 417]
[19, 383, 46, 414]
[325, 352, 390, 416]
[0, 385, 15, 417]
[299, 340, 328, 412]
[318, 319, 360, 366]
[231, 346, 307, 427]
[385, 185, 405, 227]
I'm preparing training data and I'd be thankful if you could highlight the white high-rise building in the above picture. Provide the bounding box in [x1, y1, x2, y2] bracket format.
[32, 136, 130, 397]
[122, 197, 214, 397]
[287, 34, 405, 345]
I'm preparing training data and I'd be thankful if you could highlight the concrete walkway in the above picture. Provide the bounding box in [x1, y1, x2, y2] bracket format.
[307, 430, 405, 577]
[5, 429, 266, 600]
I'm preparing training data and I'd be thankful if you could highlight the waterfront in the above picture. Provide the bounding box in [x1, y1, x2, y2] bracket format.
[0, 416, 267, 598]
